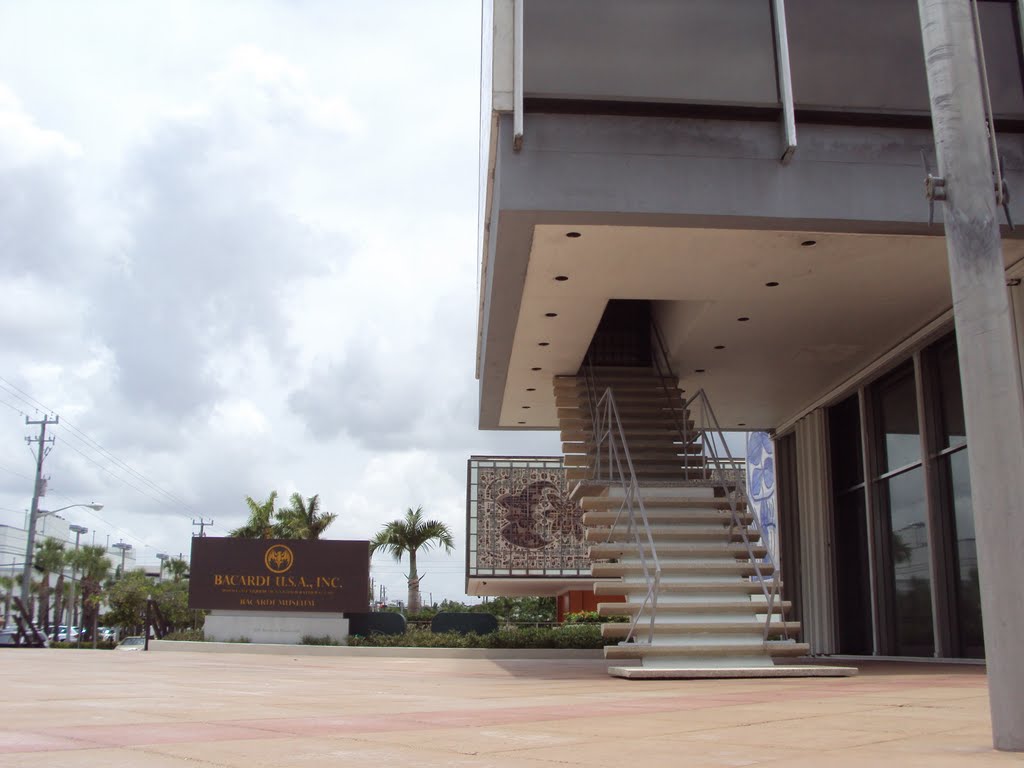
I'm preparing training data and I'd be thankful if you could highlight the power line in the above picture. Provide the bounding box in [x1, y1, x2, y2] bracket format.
[0, 397, 29, 418]
[45, 488, 149, 549]
[0, 377, 54, 416]
[0, 375, 198, 521]
[0, 376, 196, 528]
[0, 462, 31, 480]
[57, 439, 189, 518]
[57, 421, 199, 516]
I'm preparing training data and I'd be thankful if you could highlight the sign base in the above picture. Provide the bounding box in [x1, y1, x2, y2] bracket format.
[204, 610, 349, 645]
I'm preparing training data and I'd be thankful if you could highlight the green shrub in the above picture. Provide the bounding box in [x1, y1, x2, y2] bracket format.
[347, 624, 603, 649]
[50, 639, 117, 650]
[564, 610, 628, 624]
[163, 629, 205, 642]
[300, 635, 341, 646]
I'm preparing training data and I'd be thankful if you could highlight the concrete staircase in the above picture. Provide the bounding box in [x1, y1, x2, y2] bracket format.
[556, 366, 855, 679]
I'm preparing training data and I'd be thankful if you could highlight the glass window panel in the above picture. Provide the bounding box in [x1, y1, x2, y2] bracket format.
[524, 0, 779, 106]
[935, 340, 967, 450]
[979, 2, 1024, 118]
[876, 365, 921, 471]
[788, 0, 930, 113]
[833, 488, 873, 654]
[946, 449, 984, 658]
[787, 0, 1023, 118]
[885, 467, 935, 656]
[829, 395, 864, 490]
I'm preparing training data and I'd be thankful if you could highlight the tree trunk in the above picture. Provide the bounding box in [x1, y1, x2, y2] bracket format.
[406, 549, 420, 613]
[52, 574, 64, 643]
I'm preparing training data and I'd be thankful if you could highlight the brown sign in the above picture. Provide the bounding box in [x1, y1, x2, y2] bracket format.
[188, 538, 370, 613]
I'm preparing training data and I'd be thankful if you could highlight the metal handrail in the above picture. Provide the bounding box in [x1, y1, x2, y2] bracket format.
[682, 388, 787, 640]
[583, 373, 661, 646]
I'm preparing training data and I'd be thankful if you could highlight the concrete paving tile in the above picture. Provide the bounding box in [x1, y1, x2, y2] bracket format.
[149, 736, 559, 768]
[0, 747, 231, 768]
[0, 650, 1011, 767]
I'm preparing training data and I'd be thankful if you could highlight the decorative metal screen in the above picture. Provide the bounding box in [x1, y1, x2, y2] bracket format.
[467, 457, 589, 578]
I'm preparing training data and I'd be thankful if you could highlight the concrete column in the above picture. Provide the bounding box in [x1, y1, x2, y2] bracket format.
[918, 0, 1024, 751]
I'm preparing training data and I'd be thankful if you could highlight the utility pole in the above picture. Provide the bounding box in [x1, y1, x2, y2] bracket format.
[20, 415, 57, 605]
[192, 518, 213, 537]
[918, 0, 1023, 751]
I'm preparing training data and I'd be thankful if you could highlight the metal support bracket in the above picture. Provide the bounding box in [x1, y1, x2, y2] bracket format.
[921, 150, 1013, 229]
[772, 0, 797, 165]
[512, 0, 524, 152]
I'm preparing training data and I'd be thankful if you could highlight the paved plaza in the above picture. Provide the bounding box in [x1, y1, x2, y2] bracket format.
[0, 650, 1018, 767]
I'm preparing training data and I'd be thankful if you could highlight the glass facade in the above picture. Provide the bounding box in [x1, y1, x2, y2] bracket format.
[825, 332, 982, 658]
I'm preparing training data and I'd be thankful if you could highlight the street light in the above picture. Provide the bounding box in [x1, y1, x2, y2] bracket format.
[112, 541, 132, 578]
[67, 524, 88, 639]
[20, 503, 103, 605]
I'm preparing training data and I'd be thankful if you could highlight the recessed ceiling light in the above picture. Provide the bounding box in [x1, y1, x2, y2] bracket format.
[695, 369, 706, 373]
[526, 387, 536, 392]
[765, 281, 780, 287]
[522, 405, 531, 409]
[518, 421, 526, 425]
[545, 312, 558, 318]
[714, 345, 725, 350]
[554, 275, 569, 282]
[801, 240, 817, 247]
[538, 342, 550, 347]
[738, 422, 747, 427]
[566, 231, 582, 238]
[737, 317, 750, 322]
[531, 367, 542, 371]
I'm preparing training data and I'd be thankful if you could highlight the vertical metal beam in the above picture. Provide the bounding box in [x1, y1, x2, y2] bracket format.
[772, 0, 797, 164]
[856, 388, 881, 657]
[918, 0, 1024, 750]
[913, 351, 945, 658]
[512, 0, 524, 151]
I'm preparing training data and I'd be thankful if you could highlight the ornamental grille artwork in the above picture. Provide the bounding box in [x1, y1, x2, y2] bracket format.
[467, 457, 589, 576]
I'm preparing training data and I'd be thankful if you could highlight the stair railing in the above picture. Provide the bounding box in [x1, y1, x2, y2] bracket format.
[650, 322, 699, 481]
[682, 388, 787, 641]
[585, 371, 661, 646]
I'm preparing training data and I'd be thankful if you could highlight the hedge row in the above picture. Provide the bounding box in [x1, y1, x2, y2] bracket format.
[347, 624, 604, 649]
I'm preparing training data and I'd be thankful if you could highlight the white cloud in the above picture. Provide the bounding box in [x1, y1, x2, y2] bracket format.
[0, 2, 557, 605]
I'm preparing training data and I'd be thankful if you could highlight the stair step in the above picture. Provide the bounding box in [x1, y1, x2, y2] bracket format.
[598, 600, 792, 616]
[604, 641, 810, 659]
[586, 527, 760, 543]
[561, 428, 700, 442]
[565, 455, 706, 468]
[582, 497, 743, 510]
[595, 580, 780, 595]
[592, 562, 774, 578]
[555, 395, 686, 409]
[601, 621, 800, 638]
[589, 543, 768, 559]
[584, 509, 752, 525]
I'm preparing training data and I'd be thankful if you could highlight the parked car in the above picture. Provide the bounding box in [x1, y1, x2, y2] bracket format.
[55, 625, 81, 642]
[115, 636, 145, 651]
[0, 628, 49, 648]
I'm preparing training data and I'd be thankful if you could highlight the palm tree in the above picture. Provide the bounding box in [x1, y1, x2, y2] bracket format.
[70, 545, 112, 641]
[33, 539, 66, 633]
[165, 557, 189, 582]
[276, 493, 337, 540]
[370, 507, 454, 612]
[230, 491, 279, 538]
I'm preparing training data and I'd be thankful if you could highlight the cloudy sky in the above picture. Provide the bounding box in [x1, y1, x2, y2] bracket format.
[0, 1, 559, 604]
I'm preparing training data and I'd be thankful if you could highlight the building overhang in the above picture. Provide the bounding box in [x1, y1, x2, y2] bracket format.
[477, 113, 1024, 432]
